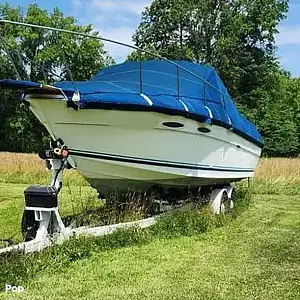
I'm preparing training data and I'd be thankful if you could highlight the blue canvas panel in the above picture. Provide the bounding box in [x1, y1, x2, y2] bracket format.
[178, 97, 210, 119]
[80, 92, 145, 105]
[0, 79, 41, 89]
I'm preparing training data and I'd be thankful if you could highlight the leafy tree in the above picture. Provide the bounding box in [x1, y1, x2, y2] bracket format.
[255, 71, 300, 157]
[0, 3, 114, 82]
[0, 3, 114, 152]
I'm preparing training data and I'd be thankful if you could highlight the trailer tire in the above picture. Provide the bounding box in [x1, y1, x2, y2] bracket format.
[210, 187, 233, 214]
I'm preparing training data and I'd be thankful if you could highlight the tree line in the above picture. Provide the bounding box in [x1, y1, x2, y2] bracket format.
[0, 1, 299, 156]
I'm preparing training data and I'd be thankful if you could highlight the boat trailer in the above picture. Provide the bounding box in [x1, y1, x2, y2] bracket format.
[0, 142, 234, 254]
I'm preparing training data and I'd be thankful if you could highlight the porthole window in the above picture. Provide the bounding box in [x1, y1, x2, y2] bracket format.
[198, 127, 211, 133]
[162, 122, 184, 128]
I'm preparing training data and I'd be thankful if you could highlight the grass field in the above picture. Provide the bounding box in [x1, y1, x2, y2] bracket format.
[0, 153, 300, 299]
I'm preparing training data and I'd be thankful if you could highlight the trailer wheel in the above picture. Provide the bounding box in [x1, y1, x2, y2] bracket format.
[21, 210, 39, 242]
[220, 190, 232, 214]
[210, 188, 233, 214]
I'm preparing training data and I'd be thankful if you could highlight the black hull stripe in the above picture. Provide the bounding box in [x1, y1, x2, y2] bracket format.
[69, 149, 254, 173]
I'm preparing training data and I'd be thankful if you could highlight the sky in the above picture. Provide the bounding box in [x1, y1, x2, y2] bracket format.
[3, 0, 300, 76]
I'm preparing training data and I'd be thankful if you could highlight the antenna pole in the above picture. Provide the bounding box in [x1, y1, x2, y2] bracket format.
[177, 66, 180, 101]
[139, 51, 143, 94]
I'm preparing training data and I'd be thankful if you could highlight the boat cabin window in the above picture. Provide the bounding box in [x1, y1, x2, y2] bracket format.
[198, 127, 211, 133]
[162, 122, 184, 128]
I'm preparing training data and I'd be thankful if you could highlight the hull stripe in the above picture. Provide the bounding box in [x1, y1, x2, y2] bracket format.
[69, 149, 254, 173]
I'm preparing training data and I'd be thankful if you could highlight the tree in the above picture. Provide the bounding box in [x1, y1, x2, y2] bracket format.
[0, 4, 114, 83]
[255, 71, 300, 157]
[0, 3, 114, 152]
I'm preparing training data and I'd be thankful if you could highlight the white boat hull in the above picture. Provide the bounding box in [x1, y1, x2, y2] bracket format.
[27, 97, 261, 195]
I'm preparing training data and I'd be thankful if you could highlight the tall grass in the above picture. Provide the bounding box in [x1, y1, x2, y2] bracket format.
[1, 153, 299, 189]
[0, 152, 86, 186]
[255, 158, 300, 182]
[1, 152, 299, 196]
[251, 158, 300, 195]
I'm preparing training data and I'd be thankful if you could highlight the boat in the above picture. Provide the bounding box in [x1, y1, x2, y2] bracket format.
[0, 59, 262, 197]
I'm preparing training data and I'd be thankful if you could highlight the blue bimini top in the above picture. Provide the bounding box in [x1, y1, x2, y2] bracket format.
[52, 60, 262, 147]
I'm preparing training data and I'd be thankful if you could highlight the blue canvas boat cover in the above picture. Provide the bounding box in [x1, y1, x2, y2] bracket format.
[51, 60, 262, 147]
[0, 79, 41, 89]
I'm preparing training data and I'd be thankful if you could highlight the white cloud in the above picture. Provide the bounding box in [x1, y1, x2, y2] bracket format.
[278, 54, 300, 77]
[96, 26, 136, 61]
[90, 0, 150, 15]
[72, 0, 82, 8]
[71, 0, 84, 15]
[276, 26, 300, 46]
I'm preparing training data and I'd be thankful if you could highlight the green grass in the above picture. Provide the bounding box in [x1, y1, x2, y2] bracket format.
[0, 157, 300, 299]
[1, 193, 300, 300]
